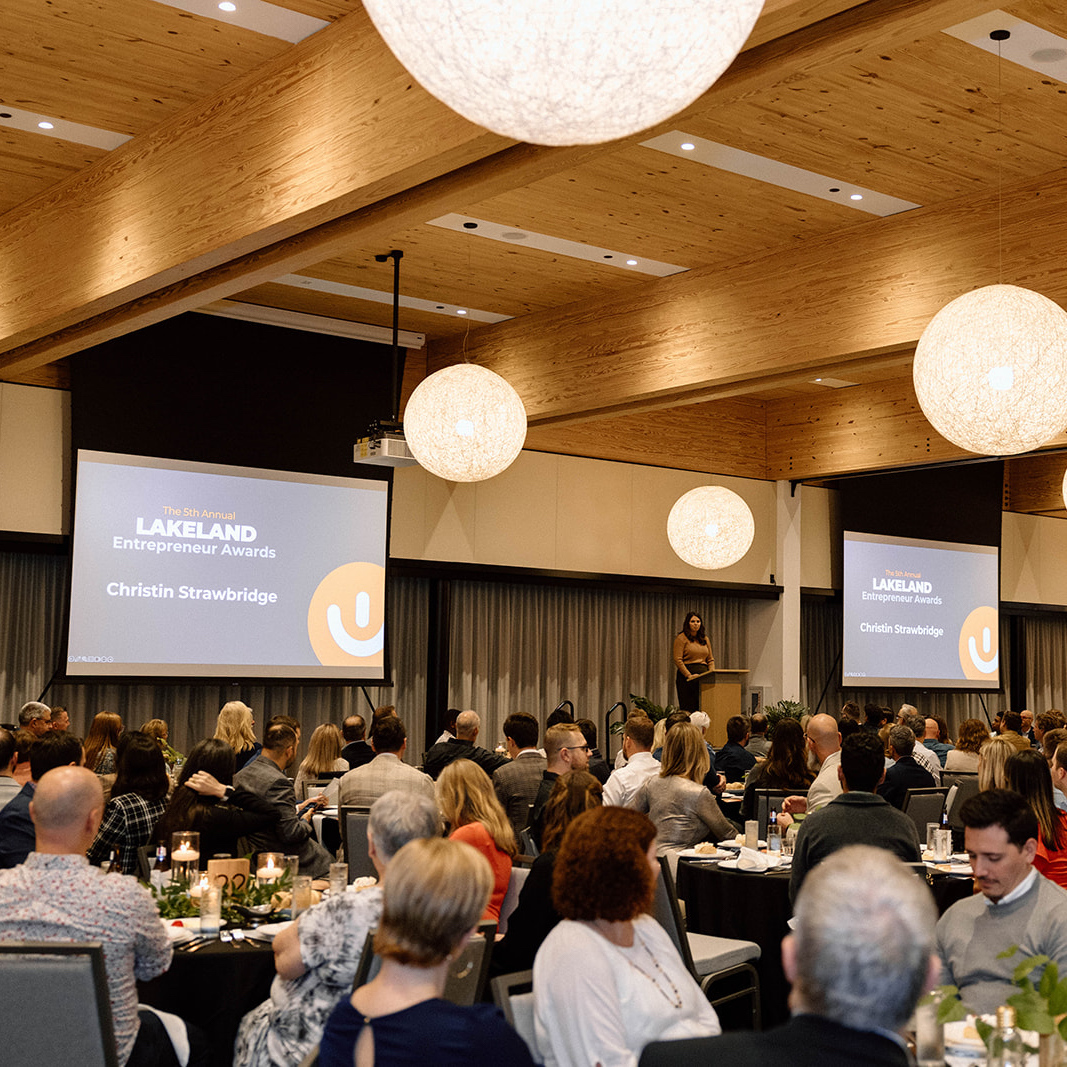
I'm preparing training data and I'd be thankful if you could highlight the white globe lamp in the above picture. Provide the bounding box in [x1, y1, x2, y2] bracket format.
[403, 364, 527, 481]
[913, 284, 1067, 455]
[667, 486, 755, 570]
[362, 0, 766, 146]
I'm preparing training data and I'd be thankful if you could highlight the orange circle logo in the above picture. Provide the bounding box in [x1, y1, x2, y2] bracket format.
[958, 605, 999, 680]
[307, 562, 385, 666]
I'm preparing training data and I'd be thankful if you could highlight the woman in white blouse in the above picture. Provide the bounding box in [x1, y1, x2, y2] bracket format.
[533, 806, 719, 1067]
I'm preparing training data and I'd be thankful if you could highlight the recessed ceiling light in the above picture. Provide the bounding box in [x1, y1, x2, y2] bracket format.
[38, 121, 54, 130]
[457, 309, 468, 315]
[626, 259, 638, 266]
[814, 378, 822, 382]
[850, 193, 863, 201]
[680, 142, 695, 151]
[219, 1, 236, 9]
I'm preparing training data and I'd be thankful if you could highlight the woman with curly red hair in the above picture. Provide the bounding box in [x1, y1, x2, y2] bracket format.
[533, 806, 719, 1067]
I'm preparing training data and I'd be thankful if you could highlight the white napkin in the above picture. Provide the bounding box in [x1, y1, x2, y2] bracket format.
[737, 847, 769, 872]
[138, 1004, 190, 1067]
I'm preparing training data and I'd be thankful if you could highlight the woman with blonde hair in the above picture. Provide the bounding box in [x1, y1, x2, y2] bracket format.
[436, 759, 517, 923]
[632, 722, 736, 854]
[945, 718, 989, 773]
[978, 735, 1014, 791]
[293, 722, 349, 800]
[318, 837, 534, 1067]
[84, 711, 123, 775]
[213, 701, 260, 770]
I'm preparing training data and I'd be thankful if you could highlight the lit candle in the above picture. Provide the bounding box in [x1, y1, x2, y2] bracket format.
[256, 856, 282, 882]
[172, 844, 200, 862]
[188, 873, 211, 899]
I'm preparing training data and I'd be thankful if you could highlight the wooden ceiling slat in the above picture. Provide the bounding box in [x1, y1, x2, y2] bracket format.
[1004, 453, 1067, 514]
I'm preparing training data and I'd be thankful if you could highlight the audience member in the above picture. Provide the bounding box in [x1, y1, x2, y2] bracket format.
[234, 791, 442, 1067]
[999, 711, 1031, 753]
[528, 723, 590, 848]
[924, 718, 954, 766]
[602, 715, 658, 808]
[11, 729, 33, 786]
[214, 700, 261, 770]
[1021, 709, 1036, 744]
[84, 711, 123, 774]
[0, 731, 83, 868]
[641, 846, 937, 1067]
[715, 715, 757, 784]
[0, 728, 20, 810]
[429, 706, 457, 746]
[838, 700, 861, 724]
[234, 723, 332, 877]
[533, 807, 720, 1066]
[154, 739, 279, 860]
[900, 711, 941, 783]
[862, 703, 889, 733]
[938, 789, 1067, 1014]
[1052, 741, 1067, 815]
[139, 718, 180, 767]
[293, 723, 348, 801]
[338, 716, 435, 807]
[87, 732, 170, 874]
[746, 712, 771, 757]
[632, 722, 735, 854]
[437, 759, 517, 922]
[493, 712, 546, 836]
[876, 725, 936, 810]
[741, 717, 814, 821]
[652, 710, 692, 760]
[18, 700, 51, 737]
[576, 717, 611, 784]
[490, 770, 602, 979]
[0, 766, 194, 1067]
[1036, 710, 1067, 749]
[318, 837, 534, 1067]
[1006, 748, 1067, 889]
[546, 706, 576, 729]
[789, 732, 920, 903]
[782, 713, 842, 816]
[945, 719, 988, 772]
[339, 714, 374, 769]
[978, 735, 1014, 791]
[423, 710, 507, 780]
[48, 705, 70, 732]
[838, 718, 861, 742]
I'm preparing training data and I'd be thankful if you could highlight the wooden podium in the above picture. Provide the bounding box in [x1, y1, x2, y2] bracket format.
[696, 669, 749, 747]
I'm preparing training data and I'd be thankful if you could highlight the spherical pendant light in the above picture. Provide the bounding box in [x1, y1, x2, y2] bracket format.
[667, 486, 755, 570]
[913, 284, 1067, 455]
[362, 0, 766, 146]
[403, 364, 527, 481]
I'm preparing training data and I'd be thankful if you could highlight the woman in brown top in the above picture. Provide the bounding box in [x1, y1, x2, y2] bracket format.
[672, 611, 714, 711]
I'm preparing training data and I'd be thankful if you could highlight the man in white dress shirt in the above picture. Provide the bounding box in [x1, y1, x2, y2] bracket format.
[782, 713, 842, 817]
[603, 715, 659, 807]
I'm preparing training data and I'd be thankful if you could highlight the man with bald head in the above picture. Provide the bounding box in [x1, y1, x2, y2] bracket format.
[421, 709, 507, 780]
[782, 714, 843, 816]
[0, 766, 188, 1066]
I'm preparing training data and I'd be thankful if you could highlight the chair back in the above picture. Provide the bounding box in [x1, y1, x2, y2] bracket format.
[490, 970, 541, 1064]
[340, 805, 376, 881]
[353, 920, 497, 1005]
[902, 787, 950, 839]
[497, 865, 530, 938]
[301, 777, 334, 801]
[650, 857, 698, 979]
[519, 827, 539, 858]
[0, 942, 119, 1066]
[135, 844, 152, 882]
[945, 775, 980, 831]
[754, 789, 792, 840]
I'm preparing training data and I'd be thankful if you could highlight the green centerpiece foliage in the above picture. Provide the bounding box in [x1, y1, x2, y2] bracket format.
[764, 699, 808, 737]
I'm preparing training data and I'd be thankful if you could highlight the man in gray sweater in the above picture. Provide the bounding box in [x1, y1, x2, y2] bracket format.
[789, 731, 920, 903]
[937, 789, 1067, 1014]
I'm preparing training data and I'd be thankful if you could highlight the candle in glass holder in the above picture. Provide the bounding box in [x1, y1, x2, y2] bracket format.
[170, 831, 200, 888]
[256, 853, 284, 885]
[188, 872, 211, 900]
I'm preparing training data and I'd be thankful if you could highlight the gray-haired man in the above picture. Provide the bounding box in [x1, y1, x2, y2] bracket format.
[234, 790, 442, 1067]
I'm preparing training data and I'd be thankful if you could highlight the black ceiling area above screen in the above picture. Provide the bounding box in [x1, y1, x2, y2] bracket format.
[829, 460, 1003, 549]
[68, 312, 393, 480]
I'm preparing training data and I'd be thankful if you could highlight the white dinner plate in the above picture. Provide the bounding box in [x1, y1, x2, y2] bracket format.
[717, 839, 767, 850]
[245, 921, 293, 942]
[679, 847, 732, 859]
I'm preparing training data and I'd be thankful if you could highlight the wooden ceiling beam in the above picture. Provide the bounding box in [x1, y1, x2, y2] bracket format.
[430, 165, 1067, 424]
[1004, 452, 1067, 514]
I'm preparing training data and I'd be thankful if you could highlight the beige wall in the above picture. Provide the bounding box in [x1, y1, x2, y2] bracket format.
[0, 383, 68, 535]
[1002, 511, 1067, 605]
[389, 449, 778, 584]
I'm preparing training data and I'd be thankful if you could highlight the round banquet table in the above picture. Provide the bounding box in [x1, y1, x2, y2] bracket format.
[138, 936, 276, 1066]
[676, 857, 975, 1029]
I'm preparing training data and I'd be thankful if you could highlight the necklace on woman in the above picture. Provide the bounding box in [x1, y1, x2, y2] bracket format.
[623, 929, 683, 1009]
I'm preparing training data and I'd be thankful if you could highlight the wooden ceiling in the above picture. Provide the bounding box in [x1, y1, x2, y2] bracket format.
[4, 0, 1067, 513]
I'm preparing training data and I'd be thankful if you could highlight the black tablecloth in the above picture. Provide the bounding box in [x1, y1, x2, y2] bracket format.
[139, 937, 275, 1067]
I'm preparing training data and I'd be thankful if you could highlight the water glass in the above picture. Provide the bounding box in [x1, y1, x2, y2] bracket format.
[926, 823, 940, 853]
[285, 854, 300, 885]
[292, 875, 313, 918]
[914, 999, 945, 1067]
[329, 862, 349, 897]
[199, 884, 222, 938]
[933, 828, 952, 863]
[744, 820, 759, 850]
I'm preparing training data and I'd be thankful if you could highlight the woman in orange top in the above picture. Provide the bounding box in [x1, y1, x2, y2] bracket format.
[672, 611, 714, 712]
[1006, 748, 1067, 889]
[436, 759, 517, 922]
